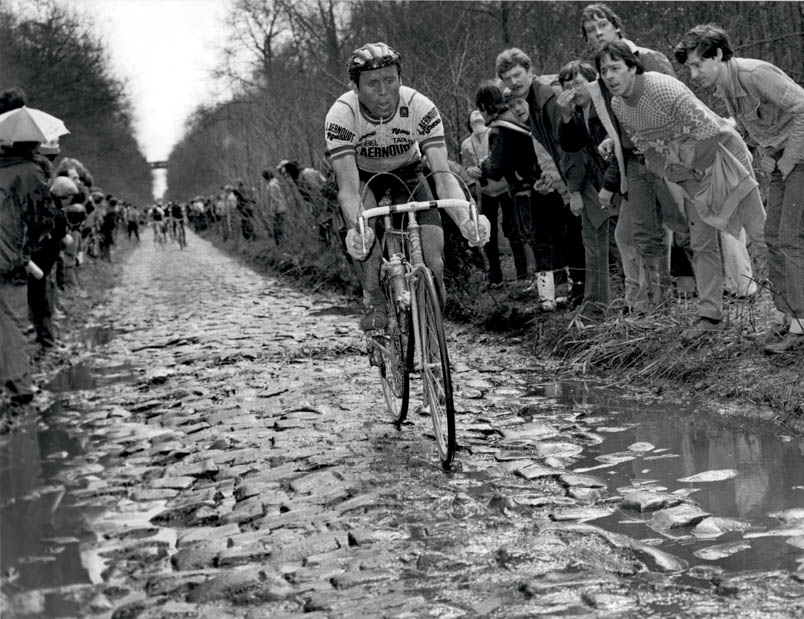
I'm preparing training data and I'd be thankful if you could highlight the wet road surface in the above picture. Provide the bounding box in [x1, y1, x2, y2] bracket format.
[2, 232, 804, 617]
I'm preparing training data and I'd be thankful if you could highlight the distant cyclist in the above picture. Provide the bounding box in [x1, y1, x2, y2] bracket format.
[325, 42, 490, 331]
[150, 202, 165, 244]
[170, 200, 186, 246]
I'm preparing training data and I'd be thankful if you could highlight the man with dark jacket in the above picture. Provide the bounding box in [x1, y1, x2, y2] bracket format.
[496, 47, 587, 311]
[1, 141, 54, 407]
[556, 60, 617, 319]
[474, 83, 537, 286]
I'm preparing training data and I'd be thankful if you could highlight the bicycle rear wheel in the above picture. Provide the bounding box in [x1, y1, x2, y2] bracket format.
[376, 274, 413, 425]
[414, 267, 455, 469]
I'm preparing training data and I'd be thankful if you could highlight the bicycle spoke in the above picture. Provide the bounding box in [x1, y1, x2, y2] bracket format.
[376, 273, 411, 425]
[415, 268, 455, 469]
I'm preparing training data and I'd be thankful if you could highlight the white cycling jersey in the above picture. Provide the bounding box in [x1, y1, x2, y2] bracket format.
[324, 85, 446, 174]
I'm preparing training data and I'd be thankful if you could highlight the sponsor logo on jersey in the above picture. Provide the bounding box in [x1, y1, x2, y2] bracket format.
[400, 106, 409, 117]
[359, 142, 414, 159]
[326, 122, 355, 142]
[358, 130, 377, 141]
[418, 107, 441, 135]
[391, 127, 410, 135]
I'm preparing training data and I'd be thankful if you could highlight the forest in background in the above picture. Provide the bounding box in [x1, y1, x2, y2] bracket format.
[0, 0, 152, 205]
[165, 0, 804, 201]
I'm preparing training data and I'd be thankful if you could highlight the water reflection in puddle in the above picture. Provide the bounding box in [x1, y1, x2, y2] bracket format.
[0, 402, 96, 594]
[46, 362, 135, 393]
[0, 324, 129, 604]
[555, 382, 804, 574]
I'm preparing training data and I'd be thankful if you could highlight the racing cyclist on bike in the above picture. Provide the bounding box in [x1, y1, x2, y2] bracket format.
[170, 201, 186, 246]
[150, 201, 165, 243]
[325, 42, 490, 331]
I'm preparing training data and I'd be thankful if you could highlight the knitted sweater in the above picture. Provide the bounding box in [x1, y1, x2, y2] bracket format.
[611, 72, 720, 174]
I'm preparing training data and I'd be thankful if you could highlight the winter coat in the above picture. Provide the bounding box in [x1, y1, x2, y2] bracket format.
[481, 109, 541, 195]
[0, 152, 53, 284]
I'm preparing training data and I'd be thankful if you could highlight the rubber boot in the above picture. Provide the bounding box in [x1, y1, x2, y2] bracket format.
[644, 255, 671, 313]
[536, 271, 556, 312]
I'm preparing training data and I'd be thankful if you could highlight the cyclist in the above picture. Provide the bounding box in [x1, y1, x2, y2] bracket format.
[325, 42, 490, 331]
[150, 201, 165, 244]
[170, 200, 186, 246]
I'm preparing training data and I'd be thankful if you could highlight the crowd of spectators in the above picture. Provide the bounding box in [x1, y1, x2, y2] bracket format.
[0, 87, 143, 414]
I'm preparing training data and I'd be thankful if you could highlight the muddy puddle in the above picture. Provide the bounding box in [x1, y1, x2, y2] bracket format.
[3, 316, 803, 609]
[553, 382, 804, 576]
[1, 326, 133, 605]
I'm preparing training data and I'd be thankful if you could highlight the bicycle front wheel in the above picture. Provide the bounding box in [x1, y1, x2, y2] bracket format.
[414, 267, 455, 469]
[376, 275, 413, 425]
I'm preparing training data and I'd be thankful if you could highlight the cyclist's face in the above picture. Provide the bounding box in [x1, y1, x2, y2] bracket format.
[357, 65, 401, 119]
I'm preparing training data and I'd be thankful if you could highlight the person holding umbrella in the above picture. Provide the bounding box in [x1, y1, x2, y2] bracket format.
[0, 88, 69, 410]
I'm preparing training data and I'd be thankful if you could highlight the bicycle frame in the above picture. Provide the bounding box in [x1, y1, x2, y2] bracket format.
[359, 198, 479, 349]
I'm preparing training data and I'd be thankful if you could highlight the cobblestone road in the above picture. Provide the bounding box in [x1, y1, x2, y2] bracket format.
[7, 232, 803, 618]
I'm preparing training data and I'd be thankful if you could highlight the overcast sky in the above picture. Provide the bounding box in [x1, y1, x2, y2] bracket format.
[76, 0, 230, 163]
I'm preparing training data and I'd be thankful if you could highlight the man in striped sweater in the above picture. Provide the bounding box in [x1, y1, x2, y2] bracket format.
[595, 40, 765, 341]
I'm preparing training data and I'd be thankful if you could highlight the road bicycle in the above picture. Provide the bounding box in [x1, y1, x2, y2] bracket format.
[152, 221, 165, 247]
[174, 218, 187, 249]
[358, 190, 479, 470]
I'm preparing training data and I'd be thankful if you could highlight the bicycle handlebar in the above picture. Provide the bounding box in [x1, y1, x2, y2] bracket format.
[357, 199, 480, 253]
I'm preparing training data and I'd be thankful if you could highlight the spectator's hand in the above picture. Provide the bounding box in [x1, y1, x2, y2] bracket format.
[597, 137, 614, 159]
[759, 154, 777, 177]
[346, 226, 375, 261]
[460, 214, 491, 247]
[598, 188, 614, 209]
[777, 158, 794, 180]
[534, 171, 561, 194]
[665, 162, 701, 183]
[466, 165, 482, 180]
[569, 192, 584, 216]
[723, 116, 738, 130]
[556, 89, 576, 121]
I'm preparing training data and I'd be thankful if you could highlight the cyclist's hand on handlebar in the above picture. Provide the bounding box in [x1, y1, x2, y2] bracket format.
[345, 227, 375, 261]
[460, 214, 491, 248]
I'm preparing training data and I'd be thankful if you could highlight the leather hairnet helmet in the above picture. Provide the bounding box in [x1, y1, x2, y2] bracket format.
[347, 42, 402, 84]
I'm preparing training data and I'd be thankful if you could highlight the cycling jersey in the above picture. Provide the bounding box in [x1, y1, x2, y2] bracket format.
[151, 206, 164, 222]
[324, 85, 446, 174]
[170, 205, 183, 219]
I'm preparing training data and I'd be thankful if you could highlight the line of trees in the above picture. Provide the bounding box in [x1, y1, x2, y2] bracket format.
[0, 0, 152, 205]
[165, 0, 804, 202]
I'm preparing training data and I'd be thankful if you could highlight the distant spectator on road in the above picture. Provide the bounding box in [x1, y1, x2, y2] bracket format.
[261, 168, 289, 247]
[124, 202, 140, 241]
[233, 179, 256, 240]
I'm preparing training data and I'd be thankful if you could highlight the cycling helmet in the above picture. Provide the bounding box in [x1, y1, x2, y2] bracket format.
[347, 42, 402, 83]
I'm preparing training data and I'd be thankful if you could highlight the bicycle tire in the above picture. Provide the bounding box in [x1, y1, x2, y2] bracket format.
[377, 272, 413, 425]
[414, 266, 455, 469]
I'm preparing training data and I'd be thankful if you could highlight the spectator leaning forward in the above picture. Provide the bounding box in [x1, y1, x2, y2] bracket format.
[674, 23, 804, 353]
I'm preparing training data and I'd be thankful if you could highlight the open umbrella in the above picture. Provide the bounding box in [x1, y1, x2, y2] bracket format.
[0, 106, 69, 144]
